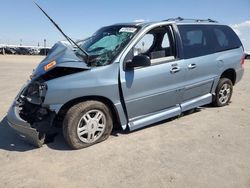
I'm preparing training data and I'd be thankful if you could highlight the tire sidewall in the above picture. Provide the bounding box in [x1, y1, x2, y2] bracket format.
[214, 78, 233, 107]
[63, 101, 113, 149]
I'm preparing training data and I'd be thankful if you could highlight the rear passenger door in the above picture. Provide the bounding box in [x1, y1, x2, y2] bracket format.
[177, 25, 218, 109]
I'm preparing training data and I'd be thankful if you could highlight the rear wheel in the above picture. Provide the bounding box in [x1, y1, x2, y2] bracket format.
[213, 78, 233, 107]
[63, 101, 113, 149]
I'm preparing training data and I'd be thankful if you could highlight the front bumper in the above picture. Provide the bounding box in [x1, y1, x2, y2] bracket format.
[6, 81, 56, 147]
[7, 102, 44, 147]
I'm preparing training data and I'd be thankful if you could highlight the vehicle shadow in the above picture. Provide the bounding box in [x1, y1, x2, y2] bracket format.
[0, 107, 203, 152]
[111, 107, 202, 136]
[202, 101, 232, 108]
[0, 116, 35, 152]
[46, 130, 71, 151]
[0, 116, 71, 151]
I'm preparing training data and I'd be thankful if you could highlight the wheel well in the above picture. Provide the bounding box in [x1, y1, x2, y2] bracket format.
[56, 96, 121, 130]
[220, 69, 236, 85]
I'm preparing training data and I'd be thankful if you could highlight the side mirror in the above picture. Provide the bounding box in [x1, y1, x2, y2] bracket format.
[126, 55, 151, 70]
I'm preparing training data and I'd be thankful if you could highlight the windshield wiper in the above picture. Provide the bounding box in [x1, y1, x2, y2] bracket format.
[34, 2, 90, 63]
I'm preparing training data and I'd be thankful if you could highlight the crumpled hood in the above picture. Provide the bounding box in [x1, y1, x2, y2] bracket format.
[32, 41, 90, 79]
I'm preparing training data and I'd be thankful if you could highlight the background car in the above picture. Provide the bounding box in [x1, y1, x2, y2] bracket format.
[15, 47, 32, 55]
[245, 52, 250, 59]
[39, 48, 51, 55]
[3, 47, 16, 54]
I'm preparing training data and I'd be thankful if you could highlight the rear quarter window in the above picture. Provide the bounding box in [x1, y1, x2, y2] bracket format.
[211, 25, 242, 52]
[178, 24, 242, 59]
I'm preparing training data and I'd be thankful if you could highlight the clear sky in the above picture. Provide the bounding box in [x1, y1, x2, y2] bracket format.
[0, 0, 250, 51]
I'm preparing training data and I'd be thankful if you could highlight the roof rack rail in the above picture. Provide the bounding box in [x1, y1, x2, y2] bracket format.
[164, 17, 218, 23]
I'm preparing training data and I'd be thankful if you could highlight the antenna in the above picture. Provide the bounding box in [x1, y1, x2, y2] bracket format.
[34, 2, 89, 60]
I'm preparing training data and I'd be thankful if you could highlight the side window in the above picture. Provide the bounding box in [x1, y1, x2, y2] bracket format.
[178, 25, 211, 59]
[128, 26, 176, 65]
[162, 33, 170, 48]
[212, 25, 241, 52]
[214, 28, 228, 47]
[186, 30, 204, 45]
[134, 34, 154, 55]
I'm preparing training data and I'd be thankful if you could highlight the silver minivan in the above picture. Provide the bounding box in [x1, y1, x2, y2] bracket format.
[7, 17, 245, 149]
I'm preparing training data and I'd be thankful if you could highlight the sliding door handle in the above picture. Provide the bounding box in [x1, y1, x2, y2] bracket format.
[170, 66, 181, 73]
[188, 64, 197, 69]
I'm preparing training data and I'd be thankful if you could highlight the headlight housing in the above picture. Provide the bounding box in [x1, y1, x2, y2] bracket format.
[21, 82, 47, 105]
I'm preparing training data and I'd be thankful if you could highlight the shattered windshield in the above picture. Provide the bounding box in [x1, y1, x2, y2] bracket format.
[76, 25, 139, 66]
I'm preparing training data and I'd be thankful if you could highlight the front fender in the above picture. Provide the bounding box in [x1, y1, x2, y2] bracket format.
[43, 62, 128, 129]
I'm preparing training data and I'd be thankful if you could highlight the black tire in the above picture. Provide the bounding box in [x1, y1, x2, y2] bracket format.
[213, 78, 233, 107]
[63, 101, 113, 149]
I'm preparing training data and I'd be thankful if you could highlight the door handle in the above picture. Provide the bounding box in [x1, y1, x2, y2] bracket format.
[170, 66, 181, 73]
[188, 64, 197, 69]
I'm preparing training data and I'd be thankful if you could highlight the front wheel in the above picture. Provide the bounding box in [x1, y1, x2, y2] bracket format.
[213, 78, 233, 107]
[63, 101, 113, 149]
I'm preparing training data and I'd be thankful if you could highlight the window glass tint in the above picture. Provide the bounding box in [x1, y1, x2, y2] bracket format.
[214, 29, 228, 47]
[178, 25, 211, 59]
[178, 25, 242, 59]
[186, 30, 203, 45]
[162, 33, 170, 48]
[212, 25, 241, 52]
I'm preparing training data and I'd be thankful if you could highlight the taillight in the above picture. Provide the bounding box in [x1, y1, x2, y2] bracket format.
[241, 54, 245, 68]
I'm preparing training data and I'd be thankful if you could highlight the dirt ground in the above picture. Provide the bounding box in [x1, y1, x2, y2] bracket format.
[0, 55, 249, 188]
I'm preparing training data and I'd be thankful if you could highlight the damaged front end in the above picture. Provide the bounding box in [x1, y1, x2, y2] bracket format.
[7, 41, 90, 147]
[7, 81, 56, 147]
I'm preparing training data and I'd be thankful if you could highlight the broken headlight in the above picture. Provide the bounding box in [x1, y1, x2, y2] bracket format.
[22, 82, 47, 105]
[17, 82, 48, 124]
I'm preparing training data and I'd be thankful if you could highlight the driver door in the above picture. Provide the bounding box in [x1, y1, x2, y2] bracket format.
[119, 25, 187, 126]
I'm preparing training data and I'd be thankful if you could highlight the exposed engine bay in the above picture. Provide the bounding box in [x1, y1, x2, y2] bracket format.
[16, 81, 56, 134]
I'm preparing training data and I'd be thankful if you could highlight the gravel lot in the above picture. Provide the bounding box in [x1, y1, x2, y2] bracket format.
[0, 55, 250, 188]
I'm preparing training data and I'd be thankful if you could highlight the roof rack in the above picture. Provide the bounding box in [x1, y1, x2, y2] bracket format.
[164, 17, 218, 23]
